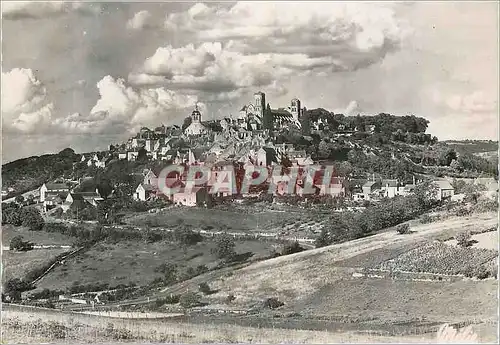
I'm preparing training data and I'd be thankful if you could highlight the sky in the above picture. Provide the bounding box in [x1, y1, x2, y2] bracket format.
[2, 1, 498, 163]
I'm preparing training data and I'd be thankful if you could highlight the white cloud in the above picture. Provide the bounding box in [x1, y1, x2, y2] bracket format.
[164, 2, 409, 66]
[1, 68, 54, 133]
[344, 100, 361, 116]
[130, 2, 408, 102]
[130, 42, 343, 95]
[2, 1, 100, 19]
[127, 10, 153, 30]
[54, 76, 203, 134]
[446, 91, 497, 114]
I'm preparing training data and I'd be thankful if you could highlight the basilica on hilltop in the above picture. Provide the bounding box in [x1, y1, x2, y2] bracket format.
[183, 91, 305, 137]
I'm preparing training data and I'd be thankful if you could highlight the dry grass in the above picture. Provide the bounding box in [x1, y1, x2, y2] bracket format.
[34, 239, 275, 291]
[2, 248, 70, 281]
[124, 205, 328, 238]
[1, 307, 433, 344]
[196, 213, 497, 306]
[2, 224, 75, 246]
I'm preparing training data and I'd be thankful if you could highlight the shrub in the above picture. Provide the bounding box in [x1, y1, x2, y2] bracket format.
[456, 207, 471, 217]
[29, 288, 65, 300]
[154, 263, 178, 284]
[281, 241, 305, 256]
[196, 265, 209, 275]
[21, 207, 45, 231]
[314, 228, 332, 248]
[225, 294, 236, 304]
[263, 297, 284, 309]
[3, 278, 34, 301]
[212, 233, 236, 259]
[419, 214, 432, 224]
[456, 231, 472, 248]
[396, 223, 411, 235]
[179, 292, 201, 308]
[198, 282, 212, 295]
[9, 235, 34, 251]
[174, 228, 203, 246]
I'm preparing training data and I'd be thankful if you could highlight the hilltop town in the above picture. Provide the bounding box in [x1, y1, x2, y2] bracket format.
[2, 90, 499, 342]
[2, 90, 498, 211]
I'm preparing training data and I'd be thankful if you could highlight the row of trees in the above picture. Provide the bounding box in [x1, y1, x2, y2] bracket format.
[2, 204, 44, 230]
[315, 181, 440, 247]
[300, 112, 430, 136]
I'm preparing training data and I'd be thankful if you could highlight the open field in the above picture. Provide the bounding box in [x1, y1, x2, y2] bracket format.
[135, 211, 498, 341]
[164, 212, 497, 304]
[2, 248, 70, 282]
[2, 224, 76, 247]
[124, 204, 330, 238]
[34, 238, 277, 292]
[1, 305, 438, 344]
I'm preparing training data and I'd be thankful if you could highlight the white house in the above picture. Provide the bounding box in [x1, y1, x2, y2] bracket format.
[432, 180, 455, 201]
[134, 183, 156, 201]
[127, 151, 139, 161]
[40, 183, 70, 202]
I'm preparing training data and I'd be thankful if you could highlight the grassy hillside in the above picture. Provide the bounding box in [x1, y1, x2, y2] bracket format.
[33, 238, 276, 292]
[151, 212, 497, 333]
[1, 148, 80, 198]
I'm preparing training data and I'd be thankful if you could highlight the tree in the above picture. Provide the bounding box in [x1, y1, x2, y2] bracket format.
[281, 241, 305, 255]
[137, 148, 148, 162]
[9, 235, 34, 251]
[456, 231, 472, 248]
[263, 103, 273, 130]
[182, 116, 192, 131]
[15, 195, 25, 204]
[212, 233, 236, 259]
[21, 207, 44, 231]
[3, 278, 33, 301]
[315, 227, 332, 248]
[439, 148, 457, 166]
[179, 291, 201, 308]
[396, 224, 411, 235]
[198, 282, 212, 295]
[2, 204, 22, 226]
[154, 263, 178, 284]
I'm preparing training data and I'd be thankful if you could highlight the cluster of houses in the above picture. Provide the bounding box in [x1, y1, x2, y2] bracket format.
[352, 176, 456, 202]
[39, 180, 104, 213]
[19, 89, 498, 211]
[112, 92, 307, 163]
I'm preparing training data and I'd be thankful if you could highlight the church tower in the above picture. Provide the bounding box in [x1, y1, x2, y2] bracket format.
[254, 91, 266, 118]
[191, 103, 202, 123]
[290, 98, 301, 122]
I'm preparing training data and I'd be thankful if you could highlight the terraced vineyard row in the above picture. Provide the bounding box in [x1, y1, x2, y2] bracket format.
[376, 242, 498, 276]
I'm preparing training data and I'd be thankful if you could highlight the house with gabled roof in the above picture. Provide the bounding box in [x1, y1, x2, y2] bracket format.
[432, 179, 455, 201]
[40, 183, 70, 203]
[62, 190, 103, 212]
[134, 183, 157, 201]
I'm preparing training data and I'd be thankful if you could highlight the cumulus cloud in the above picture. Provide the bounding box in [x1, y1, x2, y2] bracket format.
[54, 76, 203, 134]
[127, 10, 153, 30]
[164, 2, 408, 66]
[129, 2, 408, 102]
[1, 68, 54, 133]
[446, 91, 497, 114]
[129, 42, 343, 95]
[343, 100, 361, 116]
[2, 1, 100, 20]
